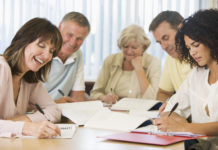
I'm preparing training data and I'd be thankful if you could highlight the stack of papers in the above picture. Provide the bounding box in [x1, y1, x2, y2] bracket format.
[132, 125, 204, 137]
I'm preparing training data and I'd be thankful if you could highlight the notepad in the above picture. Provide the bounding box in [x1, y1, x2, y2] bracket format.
[21, 124, 77, 139]
[55, 124, 77, 138]
[111, 98, 162, 111]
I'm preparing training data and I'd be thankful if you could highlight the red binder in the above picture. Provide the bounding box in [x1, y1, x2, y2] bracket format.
[98, 132, 205, 146]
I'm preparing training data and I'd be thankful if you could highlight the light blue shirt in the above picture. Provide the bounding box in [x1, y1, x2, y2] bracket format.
[43, 50, 84, 100]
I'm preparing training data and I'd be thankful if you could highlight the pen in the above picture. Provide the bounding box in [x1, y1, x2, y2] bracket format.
[35, 104, 50, 121]
[168, 102, 179, 117]
[58, 89, 64, 96]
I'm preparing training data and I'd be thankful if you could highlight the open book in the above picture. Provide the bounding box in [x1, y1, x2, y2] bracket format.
[111, 98, 162, 111]
[84, 109, 154, 132]
[57, 101, 108, 125]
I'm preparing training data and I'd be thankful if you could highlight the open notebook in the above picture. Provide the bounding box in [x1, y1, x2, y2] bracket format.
[111, 98, 162, 111]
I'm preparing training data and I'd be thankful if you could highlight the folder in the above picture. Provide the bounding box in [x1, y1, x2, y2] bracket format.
[98, 132, 205, 146]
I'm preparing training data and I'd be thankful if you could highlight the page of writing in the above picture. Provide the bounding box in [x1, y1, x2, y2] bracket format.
[85, 110, 149, 132]
[21, 124, 77, 139]
[54, 124, 77, 139]
[111, 98, 161, 111]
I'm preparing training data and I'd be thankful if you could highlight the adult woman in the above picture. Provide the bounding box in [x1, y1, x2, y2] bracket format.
[0, 18, 62, 138]
[91, 24, 161, 104]
[155, 9, 218, 147]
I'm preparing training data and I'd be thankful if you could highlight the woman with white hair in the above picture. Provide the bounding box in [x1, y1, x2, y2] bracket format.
[91, 24, 161, 104]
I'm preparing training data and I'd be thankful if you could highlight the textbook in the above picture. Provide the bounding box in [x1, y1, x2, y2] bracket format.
[57, 101, 108, 125]
[110, 98, 162, 111]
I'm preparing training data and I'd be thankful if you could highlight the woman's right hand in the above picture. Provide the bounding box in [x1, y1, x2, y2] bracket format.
[100, 93, 118, 104]
[22, 121, 60, 138]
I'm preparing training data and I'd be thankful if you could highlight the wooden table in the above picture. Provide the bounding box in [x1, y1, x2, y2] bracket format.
[0, 127, 184, 150]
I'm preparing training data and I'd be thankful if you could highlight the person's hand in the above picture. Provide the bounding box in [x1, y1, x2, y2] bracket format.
[22, 121, 61, 138]
[159, 102, 167, 114]
[131, 56, 142, 70]
[55, 96, 79, 103]
[153, 112, 188, 132]
[101, 93, 118, 104]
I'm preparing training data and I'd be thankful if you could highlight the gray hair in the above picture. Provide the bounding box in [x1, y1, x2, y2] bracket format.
[117, 24, 150, 51]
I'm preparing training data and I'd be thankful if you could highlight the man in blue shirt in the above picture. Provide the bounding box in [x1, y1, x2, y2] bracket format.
[43, 12, 90, 103]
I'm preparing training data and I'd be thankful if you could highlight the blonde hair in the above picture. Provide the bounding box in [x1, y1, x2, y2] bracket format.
[117, 24, 150, 51]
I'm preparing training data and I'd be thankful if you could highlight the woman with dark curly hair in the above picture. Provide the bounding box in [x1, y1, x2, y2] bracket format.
[154, 9, 218, 147]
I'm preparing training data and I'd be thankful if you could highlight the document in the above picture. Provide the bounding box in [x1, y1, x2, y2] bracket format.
[84, 109, 149, 132]
[111, 98, 162, 111]
[55, 124, 77, 138]
[57, 101, 108, 125]
[21, 124, 77, 139]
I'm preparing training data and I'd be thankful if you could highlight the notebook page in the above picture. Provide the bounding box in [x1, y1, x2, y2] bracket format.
[111, 98, 161, 111]
[54, 124, 77, 138]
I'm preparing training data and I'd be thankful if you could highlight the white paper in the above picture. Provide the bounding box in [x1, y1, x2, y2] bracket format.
[85, 110, 149, 132]
[111, 98, 161, 111]
[58, 101, 107, 125]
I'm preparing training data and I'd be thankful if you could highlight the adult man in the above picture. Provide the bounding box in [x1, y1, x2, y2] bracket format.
[149, 11, 192, 102]
[43, 12, 90, 103]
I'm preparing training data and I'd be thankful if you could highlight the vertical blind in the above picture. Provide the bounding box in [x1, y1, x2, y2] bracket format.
[0, 0, 211, 80]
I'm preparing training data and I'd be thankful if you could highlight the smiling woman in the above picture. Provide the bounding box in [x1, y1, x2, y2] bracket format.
[90, 24, 161, 104]
[0, 18, 63, 138]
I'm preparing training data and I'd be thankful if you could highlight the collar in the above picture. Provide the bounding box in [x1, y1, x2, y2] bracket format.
[53, 50, 79, 65]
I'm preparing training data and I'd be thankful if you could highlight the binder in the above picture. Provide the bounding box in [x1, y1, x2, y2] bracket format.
[98, 132, 205, 146]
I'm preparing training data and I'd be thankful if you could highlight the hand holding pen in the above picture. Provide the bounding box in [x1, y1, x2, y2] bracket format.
[100, 88, 118, 104]
[55, 89, 75, 103]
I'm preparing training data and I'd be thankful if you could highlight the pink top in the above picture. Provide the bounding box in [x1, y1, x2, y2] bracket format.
[0, 56, 61, 137]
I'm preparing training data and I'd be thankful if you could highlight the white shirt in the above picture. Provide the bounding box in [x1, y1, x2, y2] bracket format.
[165, 67, 218, 123]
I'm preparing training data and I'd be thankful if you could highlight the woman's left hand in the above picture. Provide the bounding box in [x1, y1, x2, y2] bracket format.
[131, 56, 143, 70]
[154, 112, 188, 132]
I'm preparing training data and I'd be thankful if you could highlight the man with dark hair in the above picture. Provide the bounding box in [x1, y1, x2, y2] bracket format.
[149, 11, 192, 102]
[43, 12, 90, 103]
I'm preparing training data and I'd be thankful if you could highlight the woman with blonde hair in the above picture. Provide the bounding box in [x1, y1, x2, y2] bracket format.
[91, 24, 161, 104]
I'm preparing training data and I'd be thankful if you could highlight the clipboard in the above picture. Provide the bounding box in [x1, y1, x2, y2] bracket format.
[98, 132, 205, 146]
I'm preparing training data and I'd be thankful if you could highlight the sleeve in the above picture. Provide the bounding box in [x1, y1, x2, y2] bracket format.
[90, 55, 113, 99]
[159, 56, 175, 92]
[0, 120, 24, 137]
[142, 57, 161, 99]
[164, 69, 195, 118]
[0, 61, 24, 137]
[72, 50, 85, 91]
[27, 82, 61, 123]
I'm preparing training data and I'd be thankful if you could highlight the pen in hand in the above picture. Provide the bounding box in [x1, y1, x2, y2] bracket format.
[58, 89, 64, 96]
[168, 102, 179, 117]
[35, 104, 50, 121]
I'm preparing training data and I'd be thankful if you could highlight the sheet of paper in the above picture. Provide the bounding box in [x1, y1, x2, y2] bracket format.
[85, 110, 149, 132]
[58, 101, 107, 125]
[111, 98, 161, 111]
[129, 110, 159, 118]
[21, 124, 77, 139]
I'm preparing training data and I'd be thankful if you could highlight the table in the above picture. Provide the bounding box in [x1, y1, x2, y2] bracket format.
[0, 127, 184, 150]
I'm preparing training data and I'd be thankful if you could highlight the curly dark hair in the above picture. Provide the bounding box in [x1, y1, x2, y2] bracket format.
[175, 9, 218, 68]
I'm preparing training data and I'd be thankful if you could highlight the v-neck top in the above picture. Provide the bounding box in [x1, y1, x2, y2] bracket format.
[0, 56, 61, 137]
